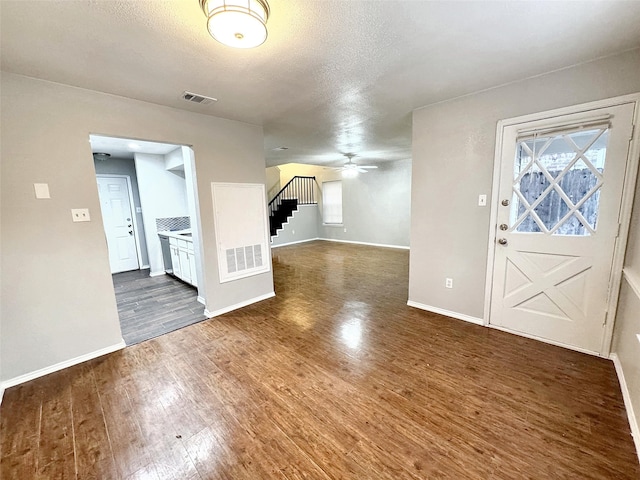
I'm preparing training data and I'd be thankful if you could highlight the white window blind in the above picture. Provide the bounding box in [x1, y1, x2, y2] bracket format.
[322, 180, 343, 224]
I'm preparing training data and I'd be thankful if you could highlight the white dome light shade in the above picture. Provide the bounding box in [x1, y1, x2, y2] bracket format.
[200, 0, 270, 49]
[342, 168, 358, 178]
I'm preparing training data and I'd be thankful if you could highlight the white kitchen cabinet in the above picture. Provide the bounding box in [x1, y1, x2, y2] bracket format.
[169, 239, 182, 278]
[188, 250, 198, 287]
[178, 248, 191, 284]
[167, 235, 197, 286]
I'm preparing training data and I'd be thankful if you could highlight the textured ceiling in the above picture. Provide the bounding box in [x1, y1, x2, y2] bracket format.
[2, 1, 640, 167]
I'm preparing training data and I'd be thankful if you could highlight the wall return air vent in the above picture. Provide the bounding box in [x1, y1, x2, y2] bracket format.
[181, 91, 218, 105]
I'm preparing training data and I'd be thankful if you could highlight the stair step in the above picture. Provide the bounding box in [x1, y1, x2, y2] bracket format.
[269, 197, 300, 237]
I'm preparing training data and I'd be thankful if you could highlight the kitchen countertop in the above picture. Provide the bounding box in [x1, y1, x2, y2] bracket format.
[157, 229, 193, 240]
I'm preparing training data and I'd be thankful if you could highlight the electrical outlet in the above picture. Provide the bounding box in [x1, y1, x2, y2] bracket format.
[71, 208, 91, 222]
[445, 278, 453, 289]
[344, 228, 347, 233]
[292, 230, 295, 235]
[478, 194, 487, 206]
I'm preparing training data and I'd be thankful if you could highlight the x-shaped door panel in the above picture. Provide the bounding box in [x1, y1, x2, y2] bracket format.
[503, 251, 592, 323]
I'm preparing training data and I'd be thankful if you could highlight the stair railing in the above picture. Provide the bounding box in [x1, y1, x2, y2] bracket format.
[268, 176, 316, 217]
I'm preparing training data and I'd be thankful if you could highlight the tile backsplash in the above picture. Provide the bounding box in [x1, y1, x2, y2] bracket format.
[156, 216, 190, 232]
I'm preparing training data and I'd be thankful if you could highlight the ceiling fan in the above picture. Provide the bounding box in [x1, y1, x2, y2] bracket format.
[334, 153, 378, 174]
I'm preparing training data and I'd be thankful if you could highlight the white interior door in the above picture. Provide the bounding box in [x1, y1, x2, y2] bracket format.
[489, 103, 635, 354]
[97, 176, 139, 274]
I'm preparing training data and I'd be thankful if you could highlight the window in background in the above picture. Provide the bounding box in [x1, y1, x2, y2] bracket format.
[322, 180, 343, 224]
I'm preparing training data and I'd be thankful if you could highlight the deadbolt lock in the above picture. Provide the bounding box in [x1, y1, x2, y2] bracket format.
[499, 224, 508, 231]
[501, 199, 510, 206]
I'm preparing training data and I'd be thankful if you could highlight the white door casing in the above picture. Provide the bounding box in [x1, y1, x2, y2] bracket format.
[97, 176, 140, 274]
[489, 102, 635, 354]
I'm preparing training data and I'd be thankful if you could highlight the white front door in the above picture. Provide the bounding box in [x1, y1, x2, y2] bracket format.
[97, 176, 139, 273]
[489, 103, 635, 354]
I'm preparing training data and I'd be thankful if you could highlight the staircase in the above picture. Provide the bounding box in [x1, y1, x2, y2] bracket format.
[268, 176, 316, 237]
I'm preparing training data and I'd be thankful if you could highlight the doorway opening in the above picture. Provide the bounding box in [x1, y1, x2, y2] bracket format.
[90, 134, 207, 345]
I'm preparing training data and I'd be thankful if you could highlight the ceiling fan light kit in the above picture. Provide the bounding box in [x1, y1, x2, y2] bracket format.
[337, 153, 378, 176]
[342, 168, 358, 178]
[200, 0, 270, 49]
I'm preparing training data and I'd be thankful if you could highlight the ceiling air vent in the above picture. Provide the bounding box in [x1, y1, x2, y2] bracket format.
[181, 91, 218, 105]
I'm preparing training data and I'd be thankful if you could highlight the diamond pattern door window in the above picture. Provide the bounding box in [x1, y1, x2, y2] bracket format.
[511, 127, 609, 236]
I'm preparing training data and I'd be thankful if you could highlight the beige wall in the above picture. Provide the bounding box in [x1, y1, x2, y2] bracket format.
[0, 73, 272, 382]
[278, 163, 324, 191]
[265, 166, 281, 200]
[409, 48, 640, 319]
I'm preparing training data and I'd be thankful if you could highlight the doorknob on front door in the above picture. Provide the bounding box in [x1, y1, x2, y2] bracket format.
[501, 199, 510, 206]
[498, 238, 508, 245]
[128, 230, 133, 235]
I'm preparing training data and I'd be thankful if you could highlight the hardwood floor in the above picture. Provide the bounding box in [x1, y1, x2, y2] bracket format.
[1, 240, 638, 479]
[113, 269, 206, 345]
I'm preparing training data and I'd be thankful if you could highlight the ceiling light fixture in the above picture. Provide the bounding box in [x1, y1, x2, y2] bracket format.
[93, 152, 111, 162]
[200, 0, 270, 49]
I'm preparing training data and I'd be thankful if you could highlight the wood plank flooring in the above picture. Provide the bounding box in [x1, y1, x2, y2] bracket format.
[1, 240, 638, 479]
[113, 269, 206, 345]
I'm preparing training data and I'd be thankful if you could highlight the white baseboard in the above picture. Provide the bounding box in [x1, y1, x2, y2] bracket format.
[1, 340, 126, 390]
[611, 353, 640, 463]
[407, 300, 484, 325]
[320, 238, 410, 250]
[271, 237, 320, 248]
[204, 292, 276, 318]
[197, 296, 206, 305]
[149, 270, 166, 277]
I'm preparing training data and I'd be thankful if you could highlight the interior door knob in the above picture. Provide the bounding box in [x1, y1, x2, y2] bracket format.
[128, 230, 133, 235]
[499, 224, 508, 231]
[498, 238, 507, 245]
[501, 199, 510, 206]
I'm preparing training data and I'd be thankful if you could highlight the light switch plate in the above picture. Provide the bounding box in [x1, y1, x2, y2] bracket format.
[34, 183, 50, 199]
[71, 208, 91, 222]
[478, 194, 487, 207]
